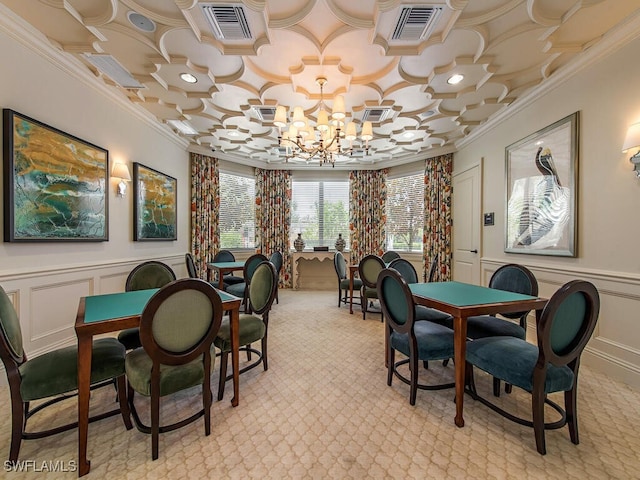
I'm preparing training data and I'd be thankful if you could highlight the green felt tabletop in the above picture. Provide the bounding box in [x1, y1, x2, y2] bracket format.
[82, 288, 240, 324]
[208, 261, 245, 269]
[409, 281, 538, 307]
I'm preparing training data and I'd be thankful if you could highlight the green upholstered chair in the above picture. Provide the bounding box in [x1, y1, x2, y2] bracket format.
[225, 253, 268, 313]
[334, 251, 362, 308]
[214, 261, 277, 401]
[125, 278, 223, 460]
[388, 258, 453, 325]
[358, 254, 385, 321]
[269, 250, 283, 304]
[381, 250, 401, 263]
[0, 285, 132, 464]
[465, 280, 600, 455]
[185, 252, 198, 278]
[117, 261, 177, 351]
[213, 250, 244, 287]
[377, 269, 455, 405]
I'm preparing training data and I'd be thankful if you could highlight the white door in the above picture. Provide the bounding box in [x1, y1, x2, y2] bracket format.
[452, 163, 481, 284]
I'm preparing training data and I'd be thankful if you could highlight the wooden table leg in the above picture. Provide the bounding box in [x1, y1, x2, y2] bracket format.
[229, 306, 240, 407]
[454, 315, 467, 428]
[77, 334, 92, 476]
[218, 269, 225, 291]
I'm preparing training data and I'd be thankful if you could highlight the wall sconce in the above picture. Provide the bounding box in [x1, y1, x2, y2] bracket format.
[112, 162, 131, 196]
[622, 122, 640, 178]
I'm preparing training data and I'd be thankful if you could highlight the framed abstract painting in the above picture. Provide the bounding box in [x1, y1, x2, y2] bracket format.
[3, 109, 108, 242]
[505, 112, 579, 257]
[133, 162, 177, 241]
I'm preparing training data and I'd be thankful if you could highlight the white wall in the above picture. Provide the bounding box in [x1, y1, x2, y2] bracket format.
[0, 26, 190, 359]
[455, 34, 640, 388]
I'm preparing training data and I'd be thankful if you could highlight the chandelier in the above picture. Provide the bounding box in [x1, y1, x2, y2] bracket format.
[273, 76, 373, 166]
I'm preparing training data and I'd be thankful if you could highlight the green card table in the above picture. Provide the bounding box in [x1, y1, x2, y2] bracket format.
[206, 261, 245, 289]
[74, 287, 241, 476]
[409, 281, 548, 428]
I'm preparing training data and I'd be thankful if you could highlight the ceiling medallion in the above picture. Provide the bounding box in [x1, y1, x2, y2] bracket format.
[273, 77, 373, 167]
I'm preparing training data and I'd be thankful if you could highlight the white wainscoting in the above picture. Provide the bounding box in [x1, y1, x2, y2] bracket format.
[481, 258, 640, 390]
[0, 255, 186, 385]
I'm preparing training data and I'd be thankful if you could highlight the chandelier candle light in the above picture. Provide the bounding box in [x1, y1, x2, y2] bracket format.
[273, 76, 373, 166]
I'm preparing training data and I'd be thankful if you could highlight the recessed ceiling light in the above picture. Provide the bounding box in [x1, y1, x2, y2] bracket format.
[227, 130, 240, 137]
[402, 132, 415, 139]
[179, 73, 198, 84]
[127, 11, 156, 32]
[167, 120, 198, 135]
[447, 74, 464, 85]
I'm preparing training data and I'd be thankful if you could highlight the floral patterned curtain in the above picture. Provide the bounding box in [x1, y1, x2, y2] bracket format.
[349, 169, 387, 265]
[423, 153, 452, 282]
[190, 153, 219, 279]
[255, 168, 292, 288]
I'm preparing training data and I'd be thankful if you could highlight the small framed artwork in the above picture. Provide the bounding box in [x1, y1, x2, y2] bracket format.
[3, 109, 108, 242]
[133, 162, 177, 241]
[505, 111, 579, 257]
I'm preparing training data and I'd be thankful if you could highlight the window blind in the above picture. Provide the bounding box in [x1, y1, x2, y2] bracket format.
[219, 172, 255, 249]
[386, 173, 424, 252]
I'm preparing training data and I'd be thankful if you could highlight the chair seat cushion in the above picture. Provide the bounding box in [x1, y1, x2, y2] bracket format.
[214, 315, 265, 353]
[223, 275, 244, 286]
[125, 348, 205, 397]
[340, 278, 363, 290]
[362, 286, 378, 299]
[117, 327, 141, 350]
[465, 315, 526, 340]
[466, 336, 575, 393]
[390, 321, 454, 361]
[225, 282, 246, 297]
[19, 338, 126, 402]
[415, 306, 453, 325]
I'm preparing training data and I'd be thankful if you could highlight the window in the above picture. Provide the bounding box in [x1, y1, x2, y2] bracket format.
[386, 173, 424, 252]
[291, 180, 349, 249]
[219, 172, 255, 249]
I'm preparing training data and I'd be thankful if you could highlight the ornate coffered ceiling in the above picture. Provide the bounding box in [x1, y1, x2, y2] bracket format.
[1, 0, 639, 169]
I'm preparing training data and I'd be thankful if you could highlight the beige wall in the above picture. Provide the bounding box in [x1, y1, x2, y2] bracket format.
[455, 35, 640, 388]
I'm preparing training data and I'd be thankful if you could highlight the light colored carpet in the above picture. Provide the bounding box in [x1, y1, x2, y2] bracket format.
[1, 289, 639, 479]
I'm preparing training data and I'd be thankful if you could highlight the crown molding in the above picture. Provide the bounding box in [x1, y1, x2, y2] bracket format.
[455, 11, 640, 151]
[0, 4, 188, 150]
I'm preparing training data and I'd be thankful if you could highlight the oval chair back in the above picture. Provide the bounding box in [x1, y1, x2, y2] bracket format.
[213, 250, 235, 262]
[248, 261, 278, 315]
[489, 264, 538, 324]
[126, 261, 176, 292]
[268, 251, 283, 304]
[334, 251, 347, 280]
[381, 251, 401, 263]
[388, 258, 419, 284]
[358, 254, 385, 289]
[185, 253, 198, 278]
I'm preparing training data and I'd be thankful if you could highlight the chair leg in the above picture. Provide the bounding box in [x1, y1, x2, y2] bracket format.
[150, 384, 160, 460]
[565, 387, 579, 445]
[362, 292, 367, 320]
[9, 396, 25, 462]
[203, 356, 212, 437]
[261, 334, 269, 371]
[116, 375, 133, 430]
[409, 352, 418, 406]
[532, 388, 547, 455]
[218, 351, 229, 401]
[493, 377, 501, 397]
[387, 344, 395, 387]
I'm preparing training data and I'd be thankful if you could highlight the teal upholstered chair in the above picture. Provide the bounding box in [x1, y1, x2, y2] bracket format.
[125, 278, 223, 460]
[214, 261, 277, 401]
[225, 253, 268, 313]
[117, 261, 177, 351]
[377, 269, 455, 405]
[388, 258, 453, 325]
[213, 250, 244, 287]
[0, 285, 132, 463]
[358, 254, 385, 320]
[269, 250, 283, 304]
[465, 280, 600, 455]
[334, 251, 362, 308]
[381, 250, 401, 263]
[185, 252, 198, 278]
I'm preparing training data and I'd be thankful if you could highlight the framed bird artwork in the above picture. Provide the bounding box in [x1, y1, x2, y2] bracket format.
[505, 112, 579, 257]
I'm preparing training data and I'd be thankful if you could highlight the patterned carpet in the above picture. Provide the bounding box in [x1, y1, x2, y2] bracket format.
[1, 290, 639, 479]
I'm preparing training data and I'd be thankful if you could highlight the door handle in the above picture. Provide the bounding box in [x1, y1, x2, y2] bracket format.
[469, 249, 478, 253]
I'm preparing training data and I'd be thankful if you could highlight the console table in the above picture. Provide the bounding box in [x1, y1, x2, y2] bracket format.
[291, 251, 349, 289]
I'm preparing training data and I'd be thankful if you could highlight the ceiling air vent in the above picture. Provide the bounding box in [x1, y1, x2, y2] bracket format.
[200, 4, 252, 40]
[392, 6, 442, 41]
[362, 107, 392, 123]
[83, 54, 144, 89]
[253, 106, 276, 122]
